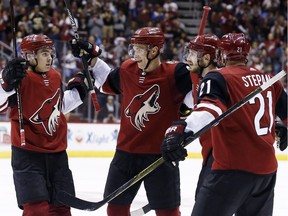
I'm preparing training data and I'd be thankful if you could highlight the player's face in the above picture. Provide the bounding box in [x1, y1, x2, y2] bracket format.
[128, 44, 149, 70]
[34, 48, 55, 72]
[185, 49, 199, 72]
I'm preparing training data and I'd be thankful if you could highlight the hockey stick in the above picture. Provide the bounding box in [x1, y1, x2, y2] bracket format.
[10, 0, 25, 146]
[57, 70, 287, 211]
[63, 0, 100, 111]
[130, 203, 151, 216]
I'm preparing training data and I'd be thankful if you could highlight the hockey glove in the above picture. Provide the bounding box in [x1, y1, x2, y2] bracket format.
[275, 122, 287, 151]
[67, 72, 88, 101]
[0, 58, 27, 92]
[161, 121, 188, 162]
[70, 40, 102, 64]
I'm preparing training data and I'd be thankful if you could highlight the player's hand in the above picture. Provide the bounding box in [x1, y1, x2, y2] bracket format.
[67, 72, 88, 101]
[0, 58, 27, 92]
[70, 40, 102, 64]
[161, 121, 188, 162]
[275, 122, 287, 151]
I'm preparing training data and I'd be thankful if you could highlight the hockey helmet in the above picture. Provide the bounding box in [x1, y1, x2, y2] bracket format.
[188, 34, 219, 57]
[218, 33, 250, 61]
[20, 34, 55, 60]
[130, 27, 165, 49]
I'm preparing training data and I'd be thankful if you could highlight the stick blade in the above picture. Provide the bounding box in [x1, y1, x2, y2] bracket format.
[57, 191, 104, 211]
[131, 204, 151, 216]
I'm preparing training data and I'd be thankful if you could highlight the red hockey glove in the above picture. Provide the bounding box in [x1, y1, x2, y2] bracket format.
[275, 122, 287, 151]
[0, 58, 27, 92]
[161, 121, 188, 162]
[70, 40, 102, 64]
[67, 72, 88, 101]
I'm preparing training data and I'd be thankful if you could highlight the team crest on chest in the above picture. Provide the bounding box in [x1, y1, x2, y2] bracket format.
[125, 84, 161, 131]
[29, 88, 61, 136]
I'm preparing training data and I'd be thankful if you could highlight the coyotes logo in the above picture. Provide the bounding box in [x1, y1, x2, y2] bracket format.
[125, 85, 161, 131]
[29, 89, 61, 136]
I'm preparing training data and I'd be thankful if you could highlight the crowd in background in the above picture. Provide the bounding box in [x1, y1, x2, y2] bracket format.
[0, 0, 287, 122]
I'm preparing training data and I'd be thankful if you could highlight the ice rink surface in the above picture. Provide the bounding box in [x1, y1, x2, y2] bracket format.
[0, 157, 287, 215]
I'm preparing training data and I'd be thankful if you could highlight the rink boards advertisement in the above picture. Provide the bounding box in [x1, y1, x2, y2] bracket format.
[0, 122, 287, 160]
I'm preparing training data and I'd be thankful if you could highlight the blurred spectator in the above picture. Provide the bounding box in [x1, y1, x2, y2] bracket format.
[113, 9, 126, 36]
[62, 49, 79, 81]
[151, 4, 165, 22]
[47, 24, 62, 57]
[0, 6, 9, 41]
[88, 13, 103, 39]
[96, 95, 119, 123]
[103, 112, 120, 123]
[17, 15, 30, 36]
[29, 5, 45, 34]
[102, 10, 114, 42]
[163, 0, 178, 12]
[137, 4, 151, 27]
[128, 0, 138, 20]
[262, 0, 280, 11]
[113, 36, 127, 66]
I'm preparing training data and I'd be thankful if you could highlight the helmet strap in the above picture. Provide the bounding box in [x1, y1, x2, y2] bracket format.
[31, 59, 38, 72]
[197, 58, 212, 78]
[144, 48, 160, 71]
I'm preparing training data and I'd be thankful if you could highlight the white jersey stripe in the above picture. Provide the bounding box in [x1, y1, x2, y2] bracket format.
[196, 103, 223, 116]
[0, 100, 8, 112]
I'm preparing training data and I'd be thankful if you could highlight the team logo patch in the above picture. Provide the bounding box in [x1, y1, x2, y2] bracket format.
[125, 84, 161, 131]
[29, 88, 61, 136]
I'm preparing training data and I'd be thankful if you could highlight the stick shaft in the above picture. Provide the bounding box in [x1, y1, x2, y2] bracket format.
[10, 0, 25, 146]
[191, 6, 211, 107]
[198, 6, 211, 35]
[63, 0, 100, 111]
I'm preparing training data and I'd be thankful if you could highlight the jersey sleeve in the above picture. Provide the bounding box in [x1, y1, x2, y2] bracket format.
[0, 83, 15, 113]
[185, 71, 228, 133]
[174, 63, 192, 96]
[101, 67, 121, 94]
[91, 58, 111, 89]
[198, 71, 229, 106]
[62, 88, 83, 114]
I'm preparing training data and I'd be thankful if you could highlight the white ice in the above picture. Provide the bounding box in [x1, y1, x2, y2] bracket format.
[0, 157, 287, 215]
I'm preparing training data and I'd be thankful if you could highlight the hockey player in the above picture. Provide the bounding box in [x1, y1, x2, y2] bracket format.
[161, 33, 287, 216]
[71, 27, 194, 216]
[182, 33, 221, 199]
[0, 34, 88, 216]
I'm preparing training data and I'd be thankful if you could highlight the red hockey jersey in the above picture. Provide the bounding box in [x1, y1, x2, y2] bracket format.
[194, 66, 287, 174]
[9, 68, 68, 153]
[102, 59, 192, 154]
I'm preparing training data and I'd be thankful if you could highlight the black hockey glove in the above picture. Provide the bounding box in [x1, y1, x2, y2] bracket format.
[0, 58, 27, 92]
[161, 121, 189, 162]
[275, 122, 287, 151]
[70, 40, 102, 64]
[67, 72, 88, 101]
